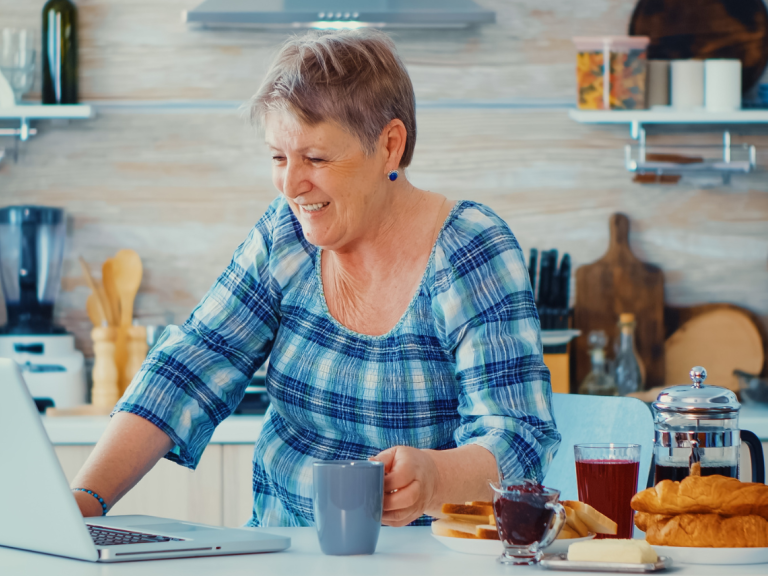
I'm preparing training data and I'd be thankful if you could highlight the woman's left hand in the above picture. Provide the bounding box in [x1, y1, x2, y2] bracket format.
[370, 446, 440, 527]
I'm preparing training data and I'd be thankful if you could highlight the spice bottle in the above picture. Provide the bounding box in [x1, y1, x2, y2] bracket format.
[578, 330, 618, 396]
[613, 313, 645, 395]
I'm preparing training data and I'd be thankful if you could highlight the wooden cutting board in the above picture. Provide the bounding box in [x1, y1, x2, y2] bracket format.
[665, 305, 765, 391]
[574, 213, 665, 390]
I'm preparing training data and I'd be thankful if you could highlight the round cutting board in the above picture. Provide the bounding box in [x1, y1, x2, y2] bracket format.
[665, 307, 764, 391]
[629, 0, 768, 92]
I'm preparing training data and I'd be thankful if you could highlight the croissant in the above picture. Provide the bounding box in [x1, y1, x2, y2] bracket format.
[636, 512, 768, 548]
[631, 474, 768, 519]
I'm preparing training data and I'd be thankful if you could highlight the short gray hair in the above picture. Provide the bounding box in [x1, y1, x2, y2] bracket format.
[251, 29, 417, 167]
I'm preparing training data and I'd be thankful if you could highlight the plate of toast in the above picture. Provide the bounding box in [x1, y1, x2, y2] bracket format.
[631, 465, 768, 564]
[431, 499, 619, 556]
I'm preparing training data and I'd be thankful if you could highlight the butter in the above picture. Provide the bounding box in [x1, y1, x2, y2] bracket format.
[567, 539, 658, 564]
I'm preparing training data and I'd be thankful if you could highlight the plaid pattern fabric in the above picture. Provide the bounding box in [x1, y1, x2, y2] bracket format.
[115, 196, 560, 527]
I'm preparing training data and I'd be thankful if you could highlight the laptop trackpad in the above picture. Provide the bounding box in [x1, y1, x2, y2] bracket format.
[135, 522, 223, 534]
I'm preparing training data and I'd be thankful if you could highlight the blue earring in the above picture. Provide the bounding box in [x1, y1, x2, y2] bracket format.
[387, 170, 399, 182]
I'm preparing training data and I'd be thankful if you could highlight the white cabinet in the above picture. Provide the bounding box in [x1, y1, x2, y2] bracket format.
[54, 444, 255, 527]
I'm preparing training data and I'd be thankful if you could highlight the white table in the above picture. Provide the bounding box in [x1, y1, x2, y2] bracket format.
[2, 526, 766, 576]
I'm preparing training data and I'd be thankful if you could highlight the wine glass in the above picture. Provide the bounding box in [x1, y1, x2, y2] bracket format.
[0, 28, 36, 103]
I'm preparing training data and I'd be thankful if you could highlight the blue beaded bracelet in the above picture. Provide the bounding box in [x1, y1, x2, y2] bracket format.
[73, 488, 108, 516]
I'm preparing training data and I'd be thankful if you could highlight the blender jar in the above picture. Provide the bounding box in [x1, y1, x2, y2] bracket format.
[0, 206, 66, 334]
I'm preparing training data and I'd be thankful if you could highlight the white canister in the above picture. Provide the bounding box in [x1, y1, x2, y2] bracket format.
[671, 60, 704, 109]
[705, 59, 742, 112]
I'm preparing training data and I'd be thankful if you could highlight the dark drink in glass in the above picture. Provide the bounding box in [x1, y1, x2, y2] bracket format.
[654, 464, 737, 483]
[574, 444, 641, 540]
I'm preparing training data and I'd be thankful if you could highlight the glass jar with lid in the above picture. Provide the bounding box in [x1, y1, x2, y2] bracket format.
[652, 366, 765, 484]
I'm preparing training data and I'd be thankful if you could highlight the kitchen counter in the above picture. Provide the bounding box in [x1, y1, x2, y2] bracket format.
[2, 526, 767, 576]
[43, 414, 265, 445]
[0, 527, 766, 576]
[42, 403, 768, 446]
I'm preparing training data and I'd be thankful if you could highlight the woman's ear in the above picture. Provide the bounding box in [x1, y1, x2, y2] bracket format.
[380, 118, 408, 171]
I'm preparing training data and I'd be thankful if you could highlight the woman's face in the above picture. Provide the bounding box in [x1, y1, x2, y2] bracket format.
[265, 110, 393, 252]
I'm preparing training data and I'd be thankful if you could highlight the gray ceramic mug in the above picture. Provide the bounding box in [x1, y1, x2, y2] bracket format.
[312, 460, 384, 555]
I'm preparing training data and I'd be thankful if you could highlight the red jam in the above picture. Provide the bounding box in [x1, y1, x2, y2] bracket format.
[493, 481, 554, 546]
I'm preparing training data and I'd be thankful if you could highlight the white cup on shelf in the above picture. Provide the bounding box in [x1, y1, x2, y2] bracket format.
[705, 59, 742, 112]
[671, 60, 704, 110]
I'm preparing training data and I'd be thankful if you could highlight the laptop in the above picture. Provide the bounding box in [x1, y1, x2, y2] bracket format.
[0, 359, 290, 562]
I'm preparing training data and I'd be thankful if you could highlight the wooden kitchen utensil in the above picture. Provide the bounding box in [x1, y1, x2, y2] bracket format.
[102, 258, 121, 329]
[112, 249, 143, 393]
[574, 213, 665, 390]
[91, 326, 120, 409]
[78, 256, 113, 326]
[665, 305, 764, 392]
[86, 293, 105, 327]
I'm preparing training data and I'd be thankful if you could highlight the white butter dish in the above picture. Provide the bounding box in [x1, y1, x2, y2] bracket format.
[540, 553, 672, 573]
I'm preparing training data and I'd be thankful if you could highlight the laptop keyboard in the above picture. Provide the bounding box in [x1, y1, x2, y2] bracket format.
[87, 525, 185, 546]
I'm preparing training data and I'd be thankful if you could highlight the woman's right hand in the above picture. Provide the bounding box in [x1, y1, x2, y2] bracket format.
[72, 489, 106, 517]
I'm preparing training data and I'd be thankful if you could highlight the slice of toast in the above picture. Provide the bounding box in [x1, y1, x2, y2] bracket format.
[557, 524, 580, 540]
[562, 501, 617, 535]
[564, 505, 590, 537]
[431, 518, 479, 539]
[441, 502, 493, 523]
[474, 524, 500, 540]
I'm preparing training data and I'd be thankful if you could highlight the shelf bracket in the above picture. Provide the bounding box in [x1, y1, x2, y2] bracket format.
[630, 120, 642, 140]
[0, 118, 39, 163]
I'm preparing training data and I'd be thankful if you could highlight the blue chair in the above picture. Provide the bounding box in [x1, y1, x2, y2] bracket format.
[542, 394, 654, 500]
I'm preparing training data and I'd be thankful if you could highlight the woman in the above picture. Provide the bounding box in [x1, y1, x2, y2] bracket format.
[72, 29, 560, 528]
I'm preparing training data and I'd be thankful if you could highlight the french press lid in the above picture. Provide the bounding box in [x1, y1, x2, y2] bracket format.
[653, 366, 741, 416]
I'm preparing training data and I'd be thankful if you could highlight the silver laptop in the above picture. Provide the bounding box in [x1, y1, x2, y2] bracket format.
[0, 359, 290, 562]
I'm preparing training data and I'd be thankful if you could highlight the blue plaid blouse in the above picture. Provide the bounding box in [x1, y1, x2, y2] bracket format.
[116, 196, 560, 527]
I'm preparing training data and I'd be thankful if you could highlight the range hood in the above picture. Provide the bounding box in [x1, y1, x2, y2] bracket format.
[183, 0, 496, 29]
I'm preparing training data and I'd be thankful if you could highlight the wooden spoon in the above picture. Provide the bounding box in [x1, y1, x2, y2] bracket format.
[102, 258, 121, 328]
[78, 257, 113, 326]
[86, 293, 106, 327]
[112, 250, 143, 392]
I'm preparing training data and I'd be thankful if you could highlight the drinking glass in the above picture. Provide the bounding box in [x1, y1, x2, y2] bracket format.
[574, 443, 641, 539]
[0, 29, 36, 102]
[490, 479, 566, 565]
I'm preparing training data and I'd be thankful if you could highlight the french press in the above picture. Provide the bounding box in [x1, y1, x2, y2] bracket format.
[651, 366, 765, 485]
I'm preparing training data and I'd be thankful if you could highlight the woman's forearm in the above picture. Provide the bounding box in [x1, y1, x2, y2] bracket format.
[71, 411, 174, 516]
[425, 444, 498, 514]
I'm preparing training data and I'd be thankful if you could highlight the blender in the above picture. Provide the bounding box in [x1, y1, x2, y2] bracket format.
[0, 205, 85, 410]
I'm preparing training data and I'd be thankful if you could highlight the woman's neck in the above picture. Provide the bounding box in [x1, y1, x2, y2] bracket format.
[326, 178, 435, 280]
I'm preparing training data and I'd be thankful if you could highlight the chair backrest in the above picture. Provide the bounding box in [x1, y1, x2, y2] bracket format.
[542, 393, 654, 500]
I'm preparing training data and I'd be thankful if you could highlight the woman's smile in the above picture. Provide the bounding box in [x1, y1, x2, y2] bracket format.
[298, 201, 330, 214]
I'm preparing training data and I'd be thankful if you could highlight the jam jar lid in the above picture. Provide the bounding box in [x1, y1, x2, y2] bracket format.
[653, 366, 741, 415]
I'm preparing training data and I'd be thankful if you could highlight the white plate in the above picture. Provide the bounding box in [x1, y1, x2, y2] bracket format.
[432, 534, 595, 556]
[652, 545, 768, 565]
[541, 329, 582, 346]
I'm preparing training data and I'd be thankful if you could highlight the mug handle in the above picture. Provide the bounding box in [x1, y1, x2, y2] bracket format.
[741, 430, 765, 483]
[539, 501, 566, 550]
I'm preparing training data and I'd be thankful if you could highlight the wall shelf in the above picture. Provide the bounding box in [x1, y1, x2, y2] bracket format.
[569, 108, 768, 139]
[0, 104, 94, 141]
[569, 108, 767, 183]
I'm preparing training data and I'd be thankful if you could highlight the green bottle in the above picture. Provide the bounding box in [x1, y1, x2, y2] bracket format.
[42, 0, 78, 104]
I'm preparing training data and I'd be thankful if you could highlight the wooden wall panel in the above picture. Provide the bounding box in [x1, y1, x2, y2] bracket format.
[2, 107, 767, 361]
[1, 0, 636, 102]
[1, 0, 767, 376]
